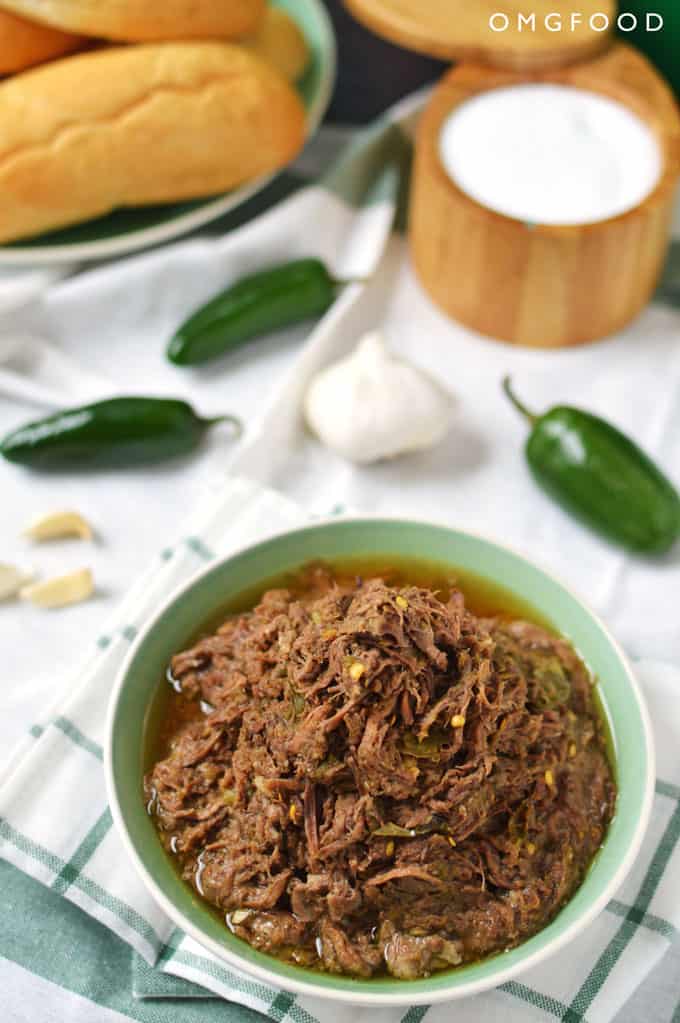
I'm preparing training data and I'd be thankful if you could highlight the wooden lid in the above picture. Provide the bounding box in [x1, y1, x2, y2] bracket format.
[342, 0, 615, 71]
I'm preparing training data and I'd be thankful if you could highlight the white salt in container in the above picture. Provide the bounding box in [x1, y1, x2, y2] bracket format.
[438, 84, 661, 227]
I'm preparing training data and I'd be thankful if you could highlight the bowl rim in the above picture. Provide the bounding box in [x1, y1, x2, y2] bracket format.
[105, 516, 655, 1007]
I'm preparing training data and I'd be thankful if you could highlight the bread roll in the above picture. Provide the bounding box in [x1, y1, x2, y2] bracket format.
[243, 7, 310, 82]
[0, 43, 306, 243]
[0, 8, 82, 72]
[0, 0, 265, 42]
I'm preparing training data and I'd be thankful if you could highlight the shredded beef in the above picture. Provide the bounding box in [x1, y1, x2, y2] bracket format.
[145, 566, 615, 979]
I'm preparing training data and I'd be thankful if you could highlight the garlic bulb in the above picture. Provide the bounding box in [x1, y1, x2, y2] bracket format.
[303, 331, 453, 464]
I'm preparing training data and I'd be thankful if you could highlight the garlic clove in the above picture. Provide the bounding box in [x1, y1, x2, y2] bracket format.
[304, 330, 454, 464]
[20, 568, 94, 609]
[0, 563, 35, 601]
[24, 509, 94, 542]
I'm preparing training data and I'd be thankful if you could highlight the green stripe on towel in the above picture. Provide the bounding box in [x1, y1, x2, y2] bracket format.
[564, 797, 680, 1021]
[269, 992, 296, 1021]
[657, 779, 680, 802]
[0, 860, 262, 1023]
[51, 809, 112, 896]
[399, 1007, 430, 1023]
[185, 537, 216, 561]
[500, 981, 572, 1018]
[53, 717, 103, 761]
[607, 899, 677, 939]
[167, 947, 279, 1004]
[0, 819, 162, 953]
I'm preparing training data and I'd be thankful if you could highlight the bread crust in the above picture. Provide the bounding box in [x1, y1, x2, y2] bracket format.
[0, 8, 82, 72]
[0, 0, 265, 42]
[0, 42, 306, 243]
[243, 8, 310, 82]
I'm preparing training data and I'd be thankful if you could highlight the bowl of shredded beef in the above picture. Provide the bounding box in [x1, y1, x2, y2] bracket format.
[106, 520, 654, 1006]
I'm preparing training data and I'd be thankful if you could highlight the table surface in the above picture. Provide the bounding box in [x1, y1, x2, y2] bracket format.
[2, 114, 680, 1020]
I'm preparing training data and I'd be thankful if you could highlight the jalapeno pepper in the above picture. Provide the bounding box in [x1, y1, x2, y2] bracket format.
[503, 377, 680, 554]
[167, 257, 347, 366]
[0, 396, 241, 469]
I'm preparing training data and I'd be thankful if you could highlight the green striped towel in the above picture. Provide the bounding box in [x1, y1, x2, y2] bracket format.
[0, 473, 679, 1023]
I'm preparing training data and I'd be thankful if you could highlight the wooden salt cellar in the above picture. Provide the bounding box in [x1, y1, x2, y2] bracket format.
[344, 1, 680, 347]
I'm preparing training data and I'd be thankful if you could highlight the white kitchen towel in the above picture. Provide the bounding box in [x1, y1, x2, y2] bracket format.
[0, 473, 679, 1023]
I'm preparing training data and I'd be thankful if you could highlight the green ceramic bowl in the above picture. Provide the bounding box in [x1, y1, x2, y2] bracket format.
[105, 519, 654, 1006]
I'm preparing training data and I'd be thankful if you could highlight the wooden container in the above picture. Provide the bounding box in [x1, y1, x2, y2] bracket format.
[410, 45, 680, 347]
[343, 2, 680, 347]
